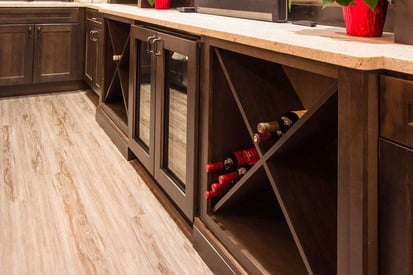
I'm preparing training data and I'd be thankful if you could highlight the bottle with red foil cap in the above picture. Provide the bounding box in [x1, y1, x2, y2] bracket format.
[205, 189, 220, 199]
[205, 147, 259, 173]
[205, 181, 235, 200]
[218, 161, 256, 185]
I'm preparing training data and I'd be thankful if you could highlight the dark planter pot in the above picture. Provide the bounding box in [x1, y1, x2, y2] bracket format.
[342, 0, 389, 37]
[394, 0, 413, 45]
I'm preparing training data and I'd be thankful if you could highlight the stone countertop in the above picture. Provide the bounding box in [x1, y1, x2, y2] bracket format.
[0, 1, 82, 7]
[1, 2, 413, 74]
[90, 3, 413, 75]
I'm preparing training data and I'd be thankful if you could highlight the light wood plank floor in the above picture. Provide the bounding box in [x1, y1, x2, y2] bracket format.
[0, 90, 212, 275]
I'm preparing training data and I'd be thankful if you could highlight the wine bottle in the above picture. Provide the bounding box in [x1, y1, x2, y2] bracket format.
[205, 189, 219, 199]
[218, 161, 256, 185]
[205, 147, 259, 173]
[257, 110, 307, 134]
[253, 130, 283, 144]
[205, 180, 235, 200]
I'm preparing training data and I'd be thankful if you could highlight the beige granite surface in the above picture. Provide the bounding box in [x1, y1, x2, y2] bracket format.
[0, 1, 82, 7]
[1, 1, 413, 74]
[89, 3, 413, 74]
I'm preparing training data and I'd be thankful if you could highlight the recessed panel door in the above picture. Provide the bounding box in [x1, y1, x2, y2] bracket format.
[0, 24, 33, 86]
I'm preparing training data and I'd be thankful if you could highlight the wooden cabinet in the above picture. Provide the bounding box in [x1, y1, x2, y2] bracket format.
[0, 8, 83, 90]
[195, 37, 340, 274]
[0, 24, 33, 86]
[129, 25, 199, 221]
[96, 14, 133, 158]
[33, 23, 81, 83]
[379, 139, 413, 275]
[84, 8, 103, 95]
[379, 75, 413, 275]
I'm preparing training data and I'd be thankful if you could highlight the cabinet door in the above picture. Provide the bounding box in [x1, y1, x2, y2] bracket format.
[33, 23, 80, 83]
[84, 24, 97, 90]
[379, 139, 413, 275]
[95, 27, 103, 95]
[129, 26, 157, 174]
[153, 32, 199, 220]
[0, 24, 33, 86]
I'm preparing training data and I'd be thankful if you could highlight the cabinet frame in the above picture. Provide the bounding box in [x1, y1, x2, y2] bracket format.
[96, 14, 134, 159]
[84, 9, 103, 95]
[196, 36, 379, 275]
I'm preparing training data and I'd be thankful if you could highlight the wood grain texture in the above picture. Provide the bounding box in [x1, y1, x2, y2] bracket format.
[0, 90, 212, 275]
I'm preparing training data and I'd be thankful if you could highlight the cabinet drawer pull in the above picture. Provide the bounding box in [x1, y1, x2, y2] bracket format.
[152, 37, 162, 56]
[37, 26, 41, 40]
[113, 55, 122, 61]
[146, 34, 156, 54]
[28, 26, 32, 39]
[90, 30, 98, 42]
[408, 103, 413, 127]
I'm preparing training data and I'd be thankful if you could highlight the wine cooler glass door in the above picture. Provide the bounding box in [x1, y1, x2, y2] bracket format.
[164, 50, 188, 189]
[136, 42, 153, 152]
[129, 26, 157, 174]
[154, 33, 199, 220]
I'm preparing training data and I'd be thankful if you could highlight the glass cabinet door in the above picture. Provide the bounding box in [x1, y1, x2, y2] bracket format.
[129, 25, 199, 221]
[163, 51, 188, 188]
[129, 27, 157, 174]
[154, 32, 199, 221]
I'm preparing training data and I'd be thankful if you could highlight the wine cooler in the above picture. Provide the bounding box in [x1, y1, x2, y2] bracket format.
[129, 25, 199, 220]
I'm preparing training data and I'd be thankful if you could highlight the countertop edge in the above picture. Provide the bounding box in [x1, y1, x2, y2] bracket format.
[1, 2, 412, 75]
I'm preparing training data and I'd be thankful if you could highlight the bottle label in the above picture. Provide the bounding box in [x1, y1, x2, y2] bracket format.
[233, 148, 259, 165]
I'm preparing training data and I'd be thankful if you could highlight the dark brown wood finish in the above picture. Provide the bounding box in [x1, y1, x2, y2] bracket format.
[33, 23, 81, 83]
[95, 104, 134, 159]
[379, 139, 413, 275]
[85, 23, 98, 88]
[380, 75, 413, 149]
[197, 36, 339, 274]
[84, 9, 103, 95]
[337, 68, 378, 275]
[0, 7, 80, 24]
[0, 7, 84, 93]
[0, 24, 33, 86]
[97, 14, 134, 158]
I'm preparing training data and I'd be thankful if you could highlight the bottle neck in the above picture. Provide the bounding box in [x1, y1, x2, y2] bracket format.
[205, 162, 224, 173]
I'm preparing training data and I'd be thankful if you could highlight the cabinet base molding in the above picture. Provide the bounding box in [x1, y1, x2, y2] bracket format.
[95, 105, 134, 160]
[193, 218, 247, 275]
[0, 81, 87, 98]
